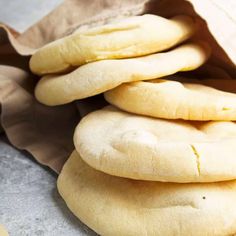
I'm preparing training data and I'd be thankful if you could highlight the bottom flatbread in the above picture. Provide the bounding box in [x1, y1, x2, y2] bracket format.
[0, 225, 9, 236]
[57, 151, 236, 236]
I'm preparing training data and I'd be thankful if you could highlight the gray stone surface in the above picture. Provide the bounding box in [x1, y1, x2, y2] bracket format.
[0, 0, 63, 32]
[0, 135, 97, 236]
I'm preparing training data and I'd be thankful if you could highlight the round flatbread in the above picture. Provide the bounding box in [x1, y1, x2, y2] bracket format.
[57, 150, 236, 236]
[105, 77, 236, 121]
[0, 225, 9, 236]
[30, 14, 197, 75]
[74, 106, 236, 183]
[35, 42, 210, 106]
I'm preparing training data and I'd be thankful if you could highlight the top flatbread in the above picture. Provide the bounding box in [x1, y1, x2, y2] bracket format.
[35, 42, 210, 106]
[74, 106, 236, 183]
[30, 14, 197, 75]
[57, 150, 236, 236]
[105, 77, 236, 121]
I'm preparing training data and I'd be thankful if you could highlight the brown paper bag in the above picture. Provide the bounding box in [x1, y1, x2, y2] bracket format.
[0, 0, 235, 173]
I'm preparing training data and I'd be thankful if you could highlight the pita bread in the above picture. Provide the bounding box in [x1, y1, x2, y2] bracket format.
[35, 42, 210, 106]
[105, 77, 236, 121]
[57, 150, 236, 236]
[30, 14, 197, 75]
[0, 225, 8, 236]
[74, 106, 236, 182]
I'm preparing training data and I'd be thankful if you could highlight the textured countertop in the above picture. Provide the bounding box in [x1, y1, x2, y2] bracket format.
[0, 135, 96, 236]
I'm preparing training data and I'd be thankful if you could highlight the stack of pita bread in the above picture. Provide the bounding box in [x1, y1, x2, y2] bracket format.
[30, 14, 236, 235]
